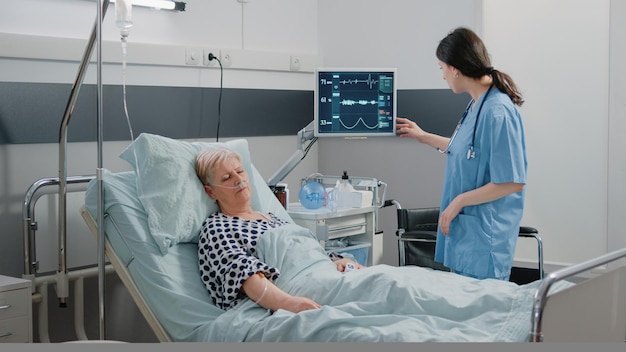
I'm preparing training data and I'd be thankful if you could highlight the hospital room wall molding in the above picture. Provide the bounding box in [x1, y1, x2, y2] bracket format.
[0, 33, 323, 74]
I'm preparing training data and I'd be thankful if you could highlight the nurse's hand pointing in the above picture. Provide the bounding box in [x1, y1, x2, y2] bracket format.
[396, 117, 427, 142]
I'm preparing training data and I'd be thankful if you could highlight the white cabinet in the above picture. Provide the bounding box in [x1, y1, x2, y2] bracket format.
[288, 204, 383, 266]
[0, 276, 32, 343]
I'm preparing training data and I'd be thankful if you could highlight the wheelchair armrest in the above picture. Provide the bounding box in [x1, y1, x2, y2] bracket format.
[519, 226, 538, 235]
[397, 229, 438, 240]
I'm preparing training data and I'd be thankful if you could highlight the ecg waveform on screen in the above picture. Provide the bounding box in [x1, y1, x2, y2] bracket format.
[340, 99, 377, 106]
[336, 116, 379, 130]
[320, 74, 380, 90]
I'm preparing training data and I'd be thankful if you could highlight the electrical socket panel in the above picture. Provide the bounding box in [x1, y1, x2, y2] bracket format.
[220, 51, 233, 67]
[203, 48, 221, 66]
[185, 47, 201, 65]
[289, 56, 301, 71]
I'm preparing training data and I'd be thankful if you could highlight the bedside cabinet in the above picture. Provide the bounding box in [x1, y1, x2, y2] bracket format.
[288, 204, 383, 266]
[0, 276, 32, 343]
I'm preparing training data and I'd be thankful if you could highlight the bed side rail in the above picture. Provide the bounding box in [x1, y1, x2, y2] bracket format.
[23, 175, 96, 279]
[529, 246, 626, 342]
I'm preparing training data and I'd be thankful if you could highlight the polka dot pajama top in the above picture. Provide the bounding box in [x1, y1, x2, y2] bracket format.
[198, 212, 288, 310]
[198, 212, 343, 310]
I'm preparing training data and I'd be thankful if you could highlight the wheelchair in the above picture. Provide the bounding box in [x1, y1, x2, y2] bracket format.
[383, 200, 544, 284]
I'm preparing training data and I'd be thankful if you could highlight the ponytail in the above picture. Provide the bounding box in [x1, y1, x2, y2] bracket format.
[437, 27, 525, 107]
[491, 69, 524, 107]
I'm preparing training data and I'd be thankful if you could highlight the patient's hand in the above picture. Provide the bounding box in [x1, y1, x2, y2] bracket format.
[245, 273, 321, 313]
[333, 258, 364, 272]
[282, 295, 321, 313]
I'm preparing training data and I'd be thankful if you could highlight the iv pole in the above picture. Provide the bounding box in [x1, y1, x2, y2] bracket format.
[95, 0, 106, 340]
[58, 0, 109, 339]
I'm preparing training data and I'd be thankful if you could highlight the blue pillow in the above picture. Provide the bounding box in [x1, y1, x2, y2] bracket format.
[119, 133, 257, 255]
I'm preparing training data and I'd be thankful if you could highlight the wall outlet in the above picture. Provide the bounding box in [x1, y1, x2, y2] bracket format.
[185, 47, 201, 65]
[220, 51, 233, 67]
[203, 48, 220, 66]
[290, 56, 301, 71]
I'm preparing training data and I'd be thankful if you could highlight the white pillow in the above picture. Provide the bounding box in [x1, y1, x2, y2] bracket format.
[119, 133, 259, 255]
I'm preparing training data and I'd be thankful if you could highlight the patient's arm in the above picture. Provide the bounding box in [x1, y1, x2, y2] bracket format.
[242, 272, 321, 313]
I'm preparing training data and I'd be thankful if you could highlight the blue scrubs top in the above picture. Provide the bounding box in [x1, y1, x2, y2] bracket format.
[434, 88, 527, 280]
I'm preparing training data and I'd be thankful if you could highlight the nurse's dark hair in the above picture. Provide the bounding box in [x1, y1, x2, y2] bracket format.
[436, 27, 524, 107]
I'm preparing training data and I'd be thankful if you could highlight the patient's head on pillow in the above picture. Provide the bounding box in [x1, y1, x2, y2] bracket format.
[119, 133, 259, 255]
[195, 148, 255, 215]
[195, 148, 243, 186]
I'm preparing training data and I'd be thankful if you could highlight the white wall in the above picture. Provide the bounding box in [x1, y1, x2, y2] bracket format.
[318, 0, 481, 89]
[483, 0, 612, 266]
[0, 0, 320, 87]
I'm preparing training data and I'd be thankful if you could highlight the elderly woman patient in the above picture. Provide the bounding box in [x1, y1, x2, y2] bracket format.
[195, 147, 362, 313]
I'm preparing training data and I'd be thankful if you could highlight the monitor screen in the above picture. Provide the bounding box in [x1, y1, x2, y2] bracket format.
[314, 68, 397, 138]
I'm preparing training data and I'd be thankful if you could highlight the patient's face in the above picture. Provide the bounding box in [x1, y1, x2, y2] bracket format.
[205, 157, 252, 209]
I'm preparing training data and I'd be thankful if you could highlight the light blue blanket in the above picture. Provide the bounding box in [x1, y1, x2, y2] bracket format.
[200, 223, 548, 342]
[85, 149, 573, 342]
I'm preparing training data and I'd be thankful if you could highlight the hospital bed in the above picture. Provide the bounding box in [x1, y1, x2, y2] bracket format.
[80, 133, 626, 342]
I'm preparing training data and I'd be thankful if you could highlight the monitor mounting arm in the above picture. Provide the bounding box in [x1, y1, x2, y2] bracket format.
[266, 121, 316, 186]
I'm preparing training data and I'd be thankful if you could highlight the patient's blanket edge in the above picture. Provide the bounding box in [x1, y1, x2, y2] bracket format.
[201, 224, 548, 342]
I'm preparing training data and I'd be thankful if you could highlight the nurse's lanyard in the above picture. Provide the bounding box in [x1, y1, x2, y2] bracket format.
[437, 84, 493, 160]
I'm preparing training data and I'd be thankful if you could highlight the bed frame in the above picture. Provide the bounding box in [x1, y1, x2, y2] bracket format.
[81, 206, 626, 343]
[530, 249, 626, 342]
[81, 207, 173, 342]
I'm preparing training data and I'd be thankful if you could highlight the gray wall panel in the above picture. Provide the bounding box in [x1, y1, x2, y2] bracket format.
[1, 83, 465, 144]
[0, 82, 71, 144]
[397, 89, 469, 137]
[203, 88, 315, 140]
[109, 85, 205, 140]
[0, 83, 314, 144]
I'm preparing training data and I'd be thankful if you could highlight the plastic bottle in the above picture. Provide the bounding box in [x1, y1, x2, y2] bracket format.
[334, 171, 355, 209]
[325, 186, 337, 212]
[115, 0, 133, 59]
[115, 0, 134, 34]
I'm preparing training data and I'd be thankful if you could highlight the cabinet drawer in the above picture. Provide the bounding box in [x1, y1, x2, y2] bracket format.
[0, 288, 29, 320]
[0, 316, 30, 343]
[324, 213, 368, 240]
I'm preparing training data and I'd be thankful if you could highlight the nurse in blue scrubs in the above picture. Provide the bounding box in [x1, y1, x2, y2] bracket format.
[396, 27, 527, 281]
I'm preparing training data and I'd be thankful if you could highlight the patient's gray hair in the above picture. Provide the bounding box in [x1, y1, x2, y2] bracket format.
[195, 147, 242, 185]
